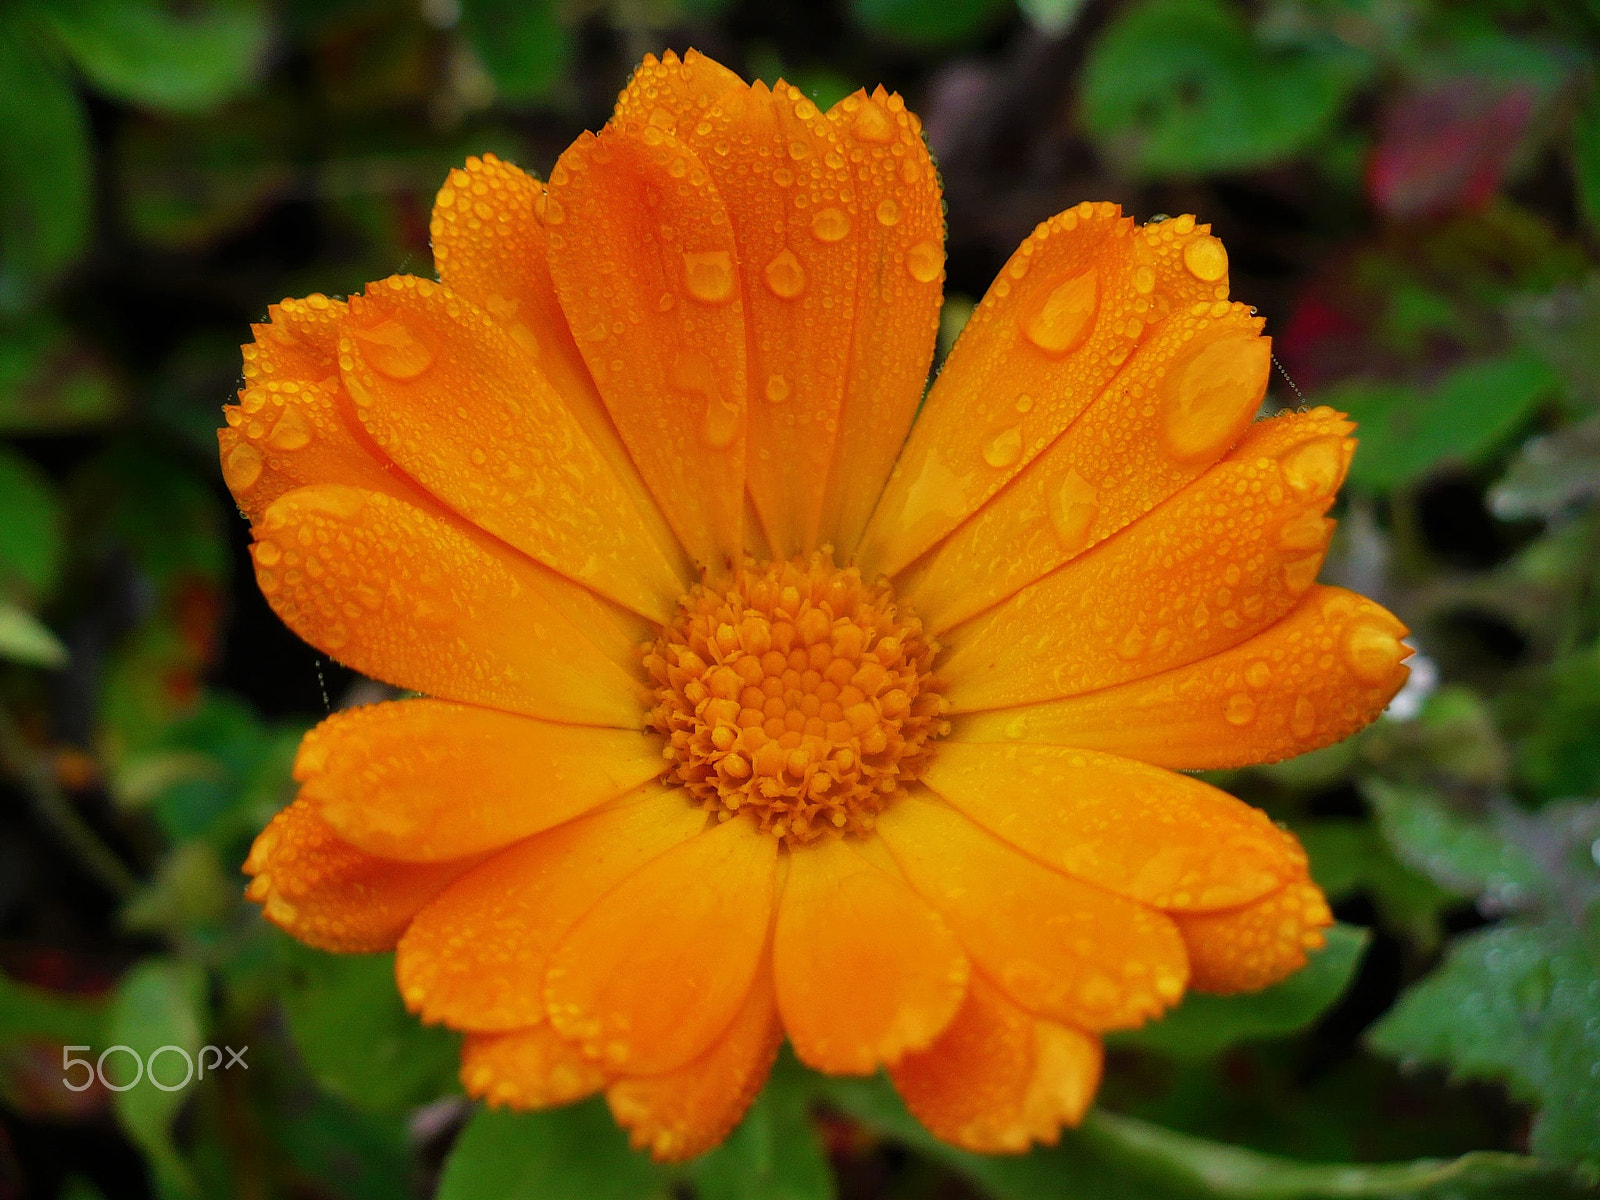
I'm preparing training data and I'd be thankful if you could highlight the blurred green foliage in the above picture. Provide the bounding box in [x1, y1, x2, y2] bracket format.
[2, 0, 1600, 1197]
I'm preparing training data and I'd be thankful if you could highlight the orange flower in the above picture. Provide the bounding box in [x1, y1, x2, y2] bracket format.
[222, 50, 1410, 1159]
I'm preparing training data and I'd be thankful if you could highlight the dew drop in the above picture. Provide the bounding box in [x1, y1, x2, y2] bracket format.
[1245, 661, 1271, 689]
[764, 249, 806, 299]
[683, 250, 735, 303]
[702, 398, 740, 448]
[1021, 270, 1098, 356]
[1014, 394, 1034, 413]
[1224, 692, 1257, 725]
[811, 207, 851, 243]
[1344, 622, 1403, 684]
[765, 374, 790, 403]
[253, 539, 281, 567]
[1291, 696, 1316, 739]
[1280, 436, 1345, 498]
[1133, 265, 1156, 295]
[1047, 469, 1098, 555]
[982, 425, 1023, 468]
[1283, 554, 1322, 594]
[266, 406, 313, 452]
[1278, 509, 1330, 552]
[853, 99, 894, 143]
[352, 318, 436, 381]
[876, 197, 901, 227]
[906, 240, 943, 283]
[1117, 626, 1147, 661]
[1183, 235, 1229, 282]
[1162, 332, 1271, 461]
[223, 442, 265, 492]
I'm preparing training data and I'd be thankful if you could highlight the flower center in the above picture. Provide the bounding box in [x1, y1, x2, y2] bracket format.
[645, 552, 948, 843]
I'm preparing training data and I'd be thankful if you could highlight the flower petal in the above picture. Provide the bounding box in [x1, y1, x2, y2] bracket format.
[546, 123, 747, 570]
[1176, 878, 1333, 995]
[461, 1024, 611, 1110]
[659, 80, 860, 556]
[295, 699, 662, 862]
[610, 48, 744, 132]
[904, 305, 1271, 632]
[819, 88, 944, 558]
[339, 275, 689, 622]
[220, 294, 429, 523]
[396, 784, 705, 1032]
[606, 963, 783, 1162]
[938, 410, 1355, 713]
[773, 835, 967, 1074]
[242, 797, 475, 953]
[876, 793, 1187, 1031]
[545, 814, 778, 1074]
[430, 154, 669, 541]
[920, 743, 1303, 912]
[890, 973, 1101, 1154]
[859, 207, 1228, 578]
[953, 586, 1410, 769]
[249, 484, 649, 727]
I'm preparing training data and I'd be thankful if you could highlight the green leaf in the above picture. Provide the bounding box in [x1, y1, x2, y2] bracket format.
[0, 602, 68, 668]
[851, 0, 1011, 48]
[1333, 351, 1559, 492]
[1297, 819, 1454, 948]
[437, 1100, 669, 1200]
[1362, 781, 1542, 906]
[275, 1093, 415, 1200]
[277, 942, 461, 1114]
[457, 0, 570, 102]
[1572, 83, 1600, 237]
[1115, 925, 1370, 1060]
[0, 444, 65, 604]
[107, 958, 208, 1196]
[38, 0, 270, 113]
[821, 1072, 1579, 1198]
[1371, 916, 1600, 1171]
[1080, 0, 1370, 176]
[0, 315, 122, 430]
[693, 1052, 834, 1200]
[0, 15, 93, 311]
[1510, 642, 1600, 800]
[0, 970, 105, 1049]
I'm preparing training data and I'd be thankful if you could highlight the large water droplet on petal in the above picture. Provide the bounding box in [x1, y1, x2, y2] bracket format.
[853, 98, 894, 143]
[765, 374, 790, 403]
[702, 398, 740, 448]
[1291, 696, 1316, 738]
[352, 318, 436, 381]
[811, 207, 851, 243]
[1021, 270, 1098, 356]
[1162, 332, 1271, 461]
[982, 425, 1023, 468]
[1283, 554, 1322, 594]
[223, 442, 264, 492]
[683, 250, 735, 303]
[266, 406, 312, 452]
[1047, 469, 1098, 555]
[905, 240, 943, 283]
[876, 197, 901, 227]
[1280, 436, 1345, 499]
[764, 249, 806, 299]
[1224, 692, 1257, 725]
[1183, 235, 1229, 282]
[1345, 622, 1404, 684]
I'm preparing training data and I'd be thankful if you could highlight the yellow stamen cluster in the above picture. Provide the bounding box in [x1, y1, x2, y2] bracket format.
[646, 553, 948, 842]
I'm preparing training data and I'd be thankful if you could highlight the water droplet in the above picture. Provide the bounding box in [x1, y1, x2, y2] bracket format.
[812, 207, 851, 243]
[683, 250, 735, 303]
[1117, 626, 1147, 661]
[982, 425, 1023, 468]
[765, 374, 790, 403]
[1183, 235, 1229, 282]
[1291, 696, 1316, 738]
[1014, 394, 1034, 413]
[905, 241, 943, 283]
[1278, 510, 1330, 552]
[1280, 436, 1345, 498]
[223, 443, 264, 492]
[876, 197, 901, 227]
[764, 249, 806, 299]
[1047, 469, 1098, 555]
[1246, 661, 1271, 689]
[1162, 332, 1271, 461]
[1283, 554, 1322, 594]
[1345, 622, 1403, 684]
[253, 539, 281, 567]
[1133, 265, 1156, 295]
[1022, 270, 1098, 356]
[266, 406, 312, 451]
[853, 99, 894, 143]
[1003, 714, 1029, 739]
[702, 398, 740, 448]
[1224, 693, 1256, 725]
[352, 318, 436, 381]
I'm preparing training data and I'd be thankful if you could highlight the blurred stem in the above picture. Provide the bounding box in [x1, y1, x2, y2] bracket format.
[0, 707, 137, 899]
[1084, 1111, 1566, 1197]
